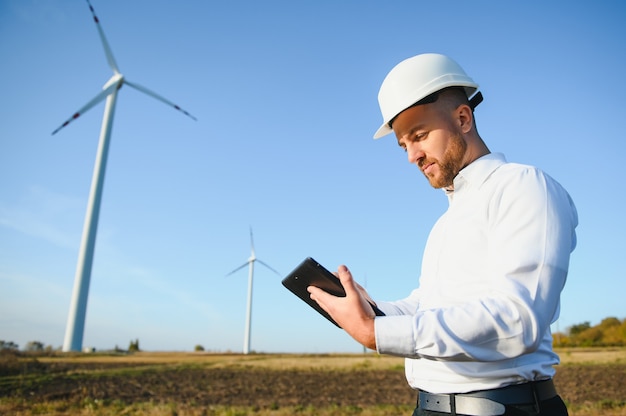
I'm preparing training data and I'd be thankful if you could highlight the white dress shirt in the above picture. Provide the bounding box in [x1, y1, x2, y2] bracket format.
[374, 153, 578, 394]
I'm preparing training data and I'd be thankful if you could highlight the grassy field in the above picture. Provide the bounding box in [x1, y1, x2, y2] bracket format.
[1, 348, 624, 415]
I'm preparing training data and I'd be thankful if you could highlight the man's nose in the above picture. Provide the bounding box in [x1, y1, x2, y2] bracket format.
[406, 143, 424, 165]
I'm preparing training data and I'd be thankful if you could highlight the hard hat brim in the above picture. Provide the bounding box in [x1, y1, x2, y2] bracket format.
[373, 123, 392, 139]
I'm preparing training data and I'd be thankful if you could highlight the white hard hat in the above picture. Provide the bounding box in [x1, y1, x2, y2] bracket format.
[373, 53, 481, 139]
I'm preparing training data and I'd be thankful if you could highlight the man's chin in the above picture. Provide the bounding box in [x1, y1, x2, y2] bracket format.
[424, 173, 442, 189]
[427, 176, 452, 189]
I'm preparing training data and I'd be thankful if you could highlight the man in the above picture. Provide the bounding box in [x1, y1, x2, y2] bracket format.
[308, 53, 577, 415]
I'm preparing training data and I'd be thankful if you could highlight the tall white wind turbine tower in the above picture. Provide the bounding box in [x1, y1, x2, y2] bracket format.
[226, 228, 280, 354]
[54, 0, 196, 352]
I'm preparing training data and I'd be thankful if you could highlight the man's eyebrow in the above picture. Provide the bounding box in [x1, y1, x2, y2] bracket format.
[397, 124, 427, 145]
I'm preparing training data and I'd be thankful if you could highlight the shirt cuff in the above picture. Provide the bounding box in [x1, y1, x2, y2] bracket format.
[375, 314, 417, 357]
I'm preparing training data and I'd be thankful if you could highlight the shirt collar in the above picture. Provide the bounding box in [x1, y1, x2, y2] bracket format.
[444, 153, 507, 198]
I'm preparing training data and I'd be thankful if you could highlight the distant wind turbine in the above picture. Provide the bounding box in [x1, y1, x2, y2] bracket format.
[226, 228, 280, 354]
[55, 0, 196, 352]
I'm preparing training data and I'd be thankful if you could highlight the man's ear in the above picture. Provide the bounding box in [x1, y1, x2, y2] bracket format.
[457, 104, 473, 134]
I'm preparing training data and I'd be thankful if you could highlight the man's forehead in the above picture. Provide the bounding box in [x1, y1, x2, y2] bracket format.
[393, 106, 434, 139]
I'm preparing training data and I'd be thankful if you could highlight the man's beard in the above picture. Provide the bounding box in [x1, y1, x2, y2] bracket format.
[422, 133, 467, 189]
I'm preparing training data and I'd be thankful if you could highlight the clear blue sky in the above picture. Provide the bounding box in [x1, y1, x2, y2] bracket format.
[1, 0, 624, 353]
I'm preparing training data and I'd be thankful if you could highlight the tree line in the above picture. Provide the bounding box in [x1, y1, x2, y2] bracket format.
[2, 317, 625, 352]
[0, 339, 141, 353]
[553, 317, 626, 347]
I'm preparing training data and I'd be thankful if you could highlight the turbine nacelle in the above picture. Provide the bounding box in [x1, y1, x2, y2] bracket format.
[103, 73, 124, 90]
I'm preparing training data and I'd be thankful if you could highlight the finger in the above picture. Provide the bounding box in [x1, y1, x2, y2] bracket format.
[336, 265, 359, 296]
[307, 285, 333, 315]
[307, 284, 331, 303]
[355, 284, 376, 306]
[336, 265, 378, 317]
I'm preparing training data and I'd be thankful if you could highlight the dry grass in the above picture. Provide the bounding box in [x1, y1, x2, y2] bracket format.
[556, 347, 626, 365]
[36, 346, 625, 368]
[35, 351, 406, 371]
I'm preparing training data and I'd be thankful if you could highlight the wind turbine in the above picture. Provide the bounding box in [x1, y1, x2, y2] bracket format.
[226, 228, 280, 354]
[54, 0, 196, 352]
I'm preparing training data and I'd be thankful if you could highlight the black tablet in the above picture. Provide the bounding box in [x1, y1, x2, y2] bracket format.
[281, 257, 384, 328]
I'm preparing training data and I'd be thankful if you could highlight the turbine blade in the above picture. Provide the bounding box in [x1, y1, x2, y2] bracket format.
[85, 0, 120, 73]
[256, 259, 281, 276]
[51, 79, 120, 135]
[225, 262, 249, 277]
[124, 80, 197, 121]
[249, 227, 255, 257]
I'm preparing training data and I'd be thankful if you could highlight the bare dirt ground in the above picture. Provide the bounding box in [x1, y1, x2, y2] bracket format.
[1, 351, 624, 414]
